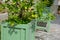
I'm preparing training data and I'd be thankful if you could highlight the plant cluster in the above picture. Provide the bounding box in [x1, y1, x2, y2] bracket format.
[0, 0, 55, 25]
[1, 0, 37, 24]
[35, 0, 55, 21]
[0, 3, 6, 13]
[42, 0, 54, 7]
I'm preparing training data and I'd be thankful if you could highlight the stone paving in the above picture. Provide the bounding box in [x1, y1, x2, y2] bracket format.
[35, 15, 60, 40]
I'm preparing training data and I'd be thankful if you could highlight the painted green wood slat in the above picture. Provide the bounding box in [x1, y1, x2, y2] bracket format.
[9, 29, 21, 40]
[31, 29, 35, 40]
[24, 26, 30, 40]
[1, 22, 35, 40]
[1, 26, 4, 40]
[21, 29, 26, 40]
[36, 26, 46, 31]
[3, 27, 10, 40]
[28, 27, 31, 40]
[26, 26, 29, 40]
[2, 27, 26, 40]
[46, 21, 50, 32]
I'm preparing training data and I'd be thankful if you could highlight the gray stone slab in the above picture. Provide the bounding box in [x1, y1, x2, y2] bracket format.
[0, 13, 8, 21]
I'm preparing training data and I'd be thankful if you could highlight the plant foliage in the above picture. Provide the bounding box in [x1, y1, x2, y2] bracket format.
[0, 0, 55, 25]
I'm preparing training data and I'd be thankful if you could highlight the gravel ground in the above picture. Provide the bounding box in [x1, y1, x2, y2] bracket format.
[35, 23, 60, 40]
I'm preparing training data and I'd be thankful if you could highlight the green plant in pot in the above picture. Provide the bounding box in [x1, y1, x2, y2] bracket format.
[0, 0, 37, 40]
[35, 0, 55, 32]
[1, 0, 37, 24]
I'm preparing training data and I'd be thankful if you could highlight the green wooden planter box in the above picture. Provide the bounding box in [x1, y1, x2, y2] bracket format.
[1, 22, 35, 40]
[35, 18, 51, 32]
[36, 21, 50, 32]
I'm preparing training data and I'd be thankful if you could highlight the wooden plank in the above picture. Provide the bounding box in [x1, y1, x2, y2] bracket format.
[21, 29, 26, 40]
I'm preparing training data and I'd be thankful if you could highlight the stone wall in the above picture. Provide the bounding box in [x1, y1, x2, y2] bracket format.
[0, 13, 8, 22]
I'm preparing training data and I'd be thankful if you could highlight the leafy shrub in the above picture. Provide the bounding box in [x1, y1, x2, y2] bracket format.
[2, 0, 36, 24]
[1, 0, 55, 25]
[35, 0, 55, 21]
[0, 3, 6, 13]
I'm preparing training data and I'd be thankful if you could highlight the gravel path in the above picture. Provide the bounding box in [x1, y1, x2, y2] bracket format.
[35, 23, 60, 40]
